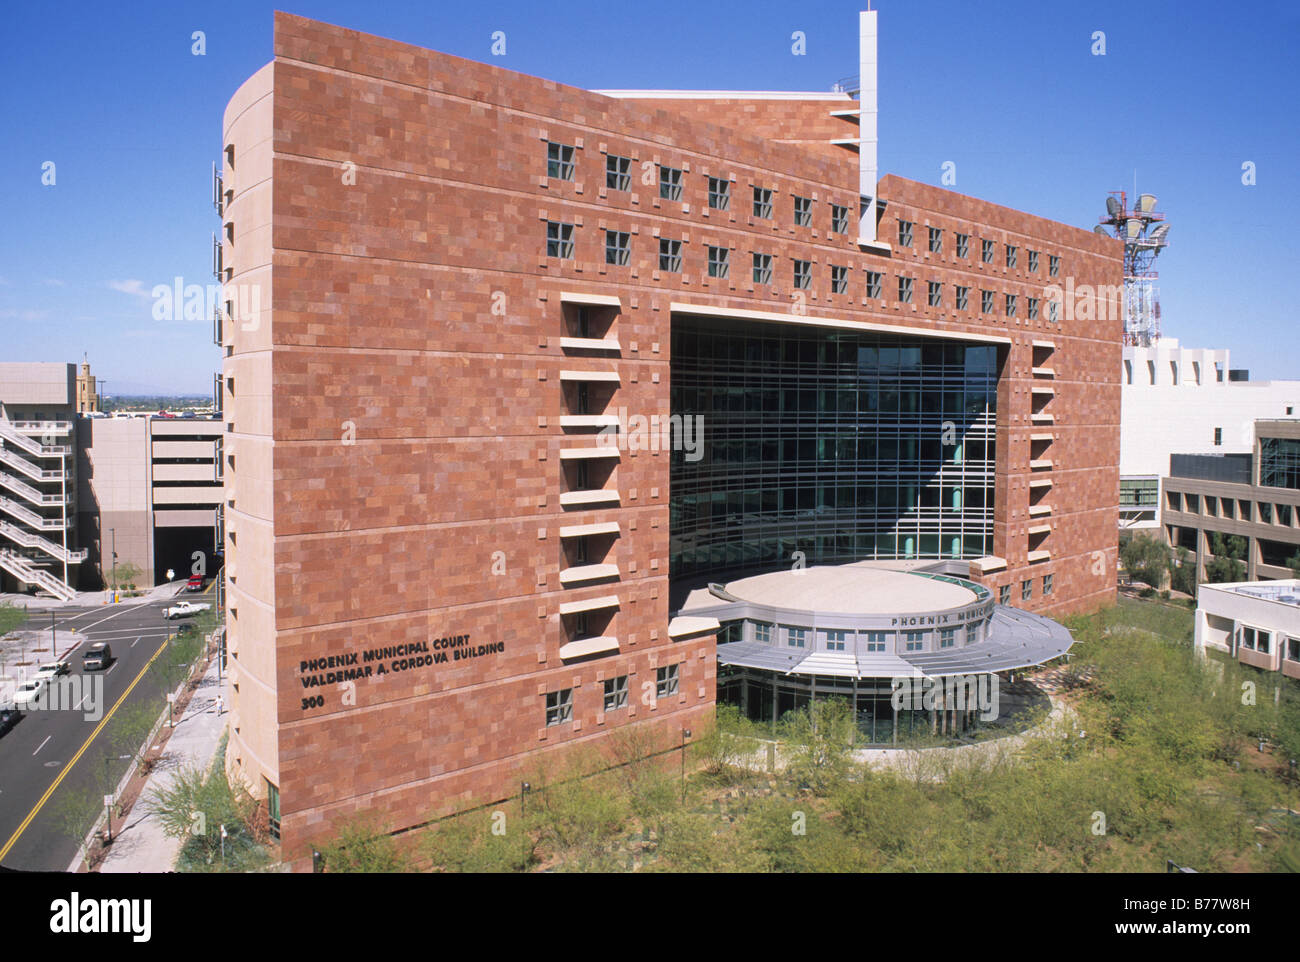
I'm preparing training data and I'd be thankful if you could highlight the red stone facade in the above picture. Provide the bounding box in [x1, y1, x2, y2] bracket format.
[218, 12, 1121, 865]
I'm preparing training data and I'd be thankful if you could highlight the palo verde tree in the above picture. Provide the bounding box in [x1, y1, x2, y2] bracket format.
[1120, 533, 1169, 590]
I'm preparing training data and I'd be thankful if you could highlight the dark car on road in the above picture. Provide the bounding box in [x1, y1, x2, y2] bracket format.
[0, 708, 21, 737]
[82, 643, 112, 670]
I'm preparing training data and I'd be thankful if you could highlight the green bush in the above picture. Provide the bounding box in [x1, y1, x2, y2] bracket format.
[315, 814, 411, 873]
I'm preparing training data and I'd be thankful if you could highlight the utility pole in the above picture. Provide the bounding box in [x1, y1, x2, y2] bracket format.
[110, 527, 117, 601]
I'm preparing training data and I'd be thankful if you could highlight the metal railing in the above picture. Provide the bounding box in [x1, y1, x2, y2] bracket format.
[0, 550, 77, 601]
[0, 520, 86, 563]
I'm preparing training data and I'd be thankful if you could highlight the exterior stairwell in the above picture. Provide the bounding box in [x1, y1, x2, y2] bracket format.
[0, 520, 86, 564]
[0, 550, 77, 601]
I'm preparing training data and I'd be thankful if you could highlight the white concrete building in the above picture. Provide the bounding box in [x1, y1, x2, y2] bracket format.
[1120, 339, 1300, 530]
[1194, 579, 1300, 681]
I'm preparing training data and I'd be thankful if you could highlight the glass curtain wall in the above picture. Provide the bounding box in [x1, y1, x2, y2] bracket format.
[670, 317, 999, 578]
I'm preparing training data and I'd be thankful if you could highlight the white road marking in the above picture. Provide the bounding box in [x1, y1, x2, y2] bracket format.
[32, 736, 50, 756]
[130, 636, 141, 648]
[67, 605, 162, 633]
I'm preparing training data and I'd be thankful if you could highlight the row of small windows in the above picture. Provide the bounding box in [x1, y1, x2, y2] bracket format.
[996, 574, 1053, 606]
[550, 143, 1064, 297]
[547, 141, 853, 235]
[900, 220, 1060, 277]
[752, 622, 978, 652]
[551, 222, 1059, 319]
[544, 665, 681, 727]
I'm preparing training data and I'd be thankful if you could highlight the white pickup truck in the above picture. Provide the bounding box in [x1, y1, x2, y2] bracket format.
[34, 661, 70, 683]
[163, 601, 211, 620]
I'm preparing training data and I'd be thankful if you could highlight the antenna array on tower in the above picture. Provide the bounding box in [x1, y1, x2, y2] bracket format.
[1096, 190, 1171, 347]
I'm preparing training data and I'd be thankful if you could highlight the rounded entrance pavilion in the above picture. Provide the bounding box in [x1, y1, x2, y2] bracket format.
[676, 562, 1074, 743]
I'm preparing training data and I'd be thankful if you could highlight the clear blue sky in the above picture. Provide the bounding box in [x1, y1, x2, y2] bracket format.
[1, 0, 1296, 393]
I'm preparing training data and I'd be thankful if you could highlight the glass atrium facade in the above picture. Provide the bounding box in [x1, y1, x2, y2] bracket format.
[1260, 436, 1300, 491]
[669, 317, 1001, 578]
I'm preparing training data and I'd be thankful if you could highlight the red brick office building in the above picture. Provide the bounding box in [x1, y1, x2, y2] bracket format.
[216, 12, 1121, 863]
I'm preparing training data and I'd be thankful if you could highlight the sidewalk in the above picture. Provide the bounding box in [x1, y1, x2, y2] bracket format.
[94, 657, 229, 873]
[1, 579, 186, 611]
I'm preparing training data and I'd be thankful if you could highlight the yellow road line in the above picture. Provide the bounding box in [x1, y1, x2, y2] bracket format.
[0, 636, 170, 864]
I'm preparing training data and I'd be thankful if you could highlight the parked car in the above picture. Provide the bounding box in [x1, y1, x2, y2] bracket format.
[0, 709, 20, 737]
[163, 601, 210, 620]
[13, 679, 49, 709]
[185, 575, 205, 592]
[34, 661, 71, 683]
[82, 643, 112, 670]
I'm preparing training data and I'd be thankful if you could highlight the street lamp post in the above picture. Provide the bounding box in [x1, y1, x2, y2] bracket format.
[110, 527, 117, 601]
[50, 609, 55, 657]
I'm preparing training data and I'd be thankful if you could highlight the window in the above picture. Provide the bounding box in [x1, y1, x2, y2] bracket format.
[753, 252, 773, 285]
[1214, 427, 1223, 446]
[826, 630, 848, 651]
[785, 626, 807, 648]
[999, 584, 1011, 605]
[659, 238, 682, 272]
[863, 631, 888, 653]
[605, 154, 631, 191]
[659, 164, 683, 201]
[753, 186, 773, 219]
[939, 628, 956, 649]
[754, 622, 773, 644]
[831, 265, 848, 294]
[603, 676, 628, 712]
[708, 245, 730, 279]
[1240, 626, 1272, 655]
[605, 230, 630, 266]
[898, 276, 913, 304]
[904, 631, 925, 652]
[656, 664, 680, 698]
[707, 176, 731, 211]
[1048, 300, 1060, 322]
[981, 239, 994, 264]
[831, 203, 850, 234]
[955, 233, 970, 258]
[793, 259, 812, 290]
[1288, 637, 1300, 663]
[1049, 254, 1060, 278]
[927, 281, 942, 307]
[1028, 249, 1039, 273]
[955, 285, 970, 311]
[546, 141, 575, 181]
[1027, 297, 1040, 320]
[1021, 579, 1033, 602]
[1043, 573, 1054, 595]
[1005, 293, 1018, 318]
[793, 195, 812, 227]
[1006, 245, 1018, 269]
[545, 688, 573, 726]
[981, 289, 994, 314]
[546, 221, 574, 259]
[928, 227, 942, 253]
[898, 220, 914, 247]
[866, 271, 883, 299]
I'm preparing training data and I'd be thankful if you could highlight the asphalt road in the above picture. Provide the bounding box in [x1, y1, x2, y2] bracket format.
[0, 597, 188, 871]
